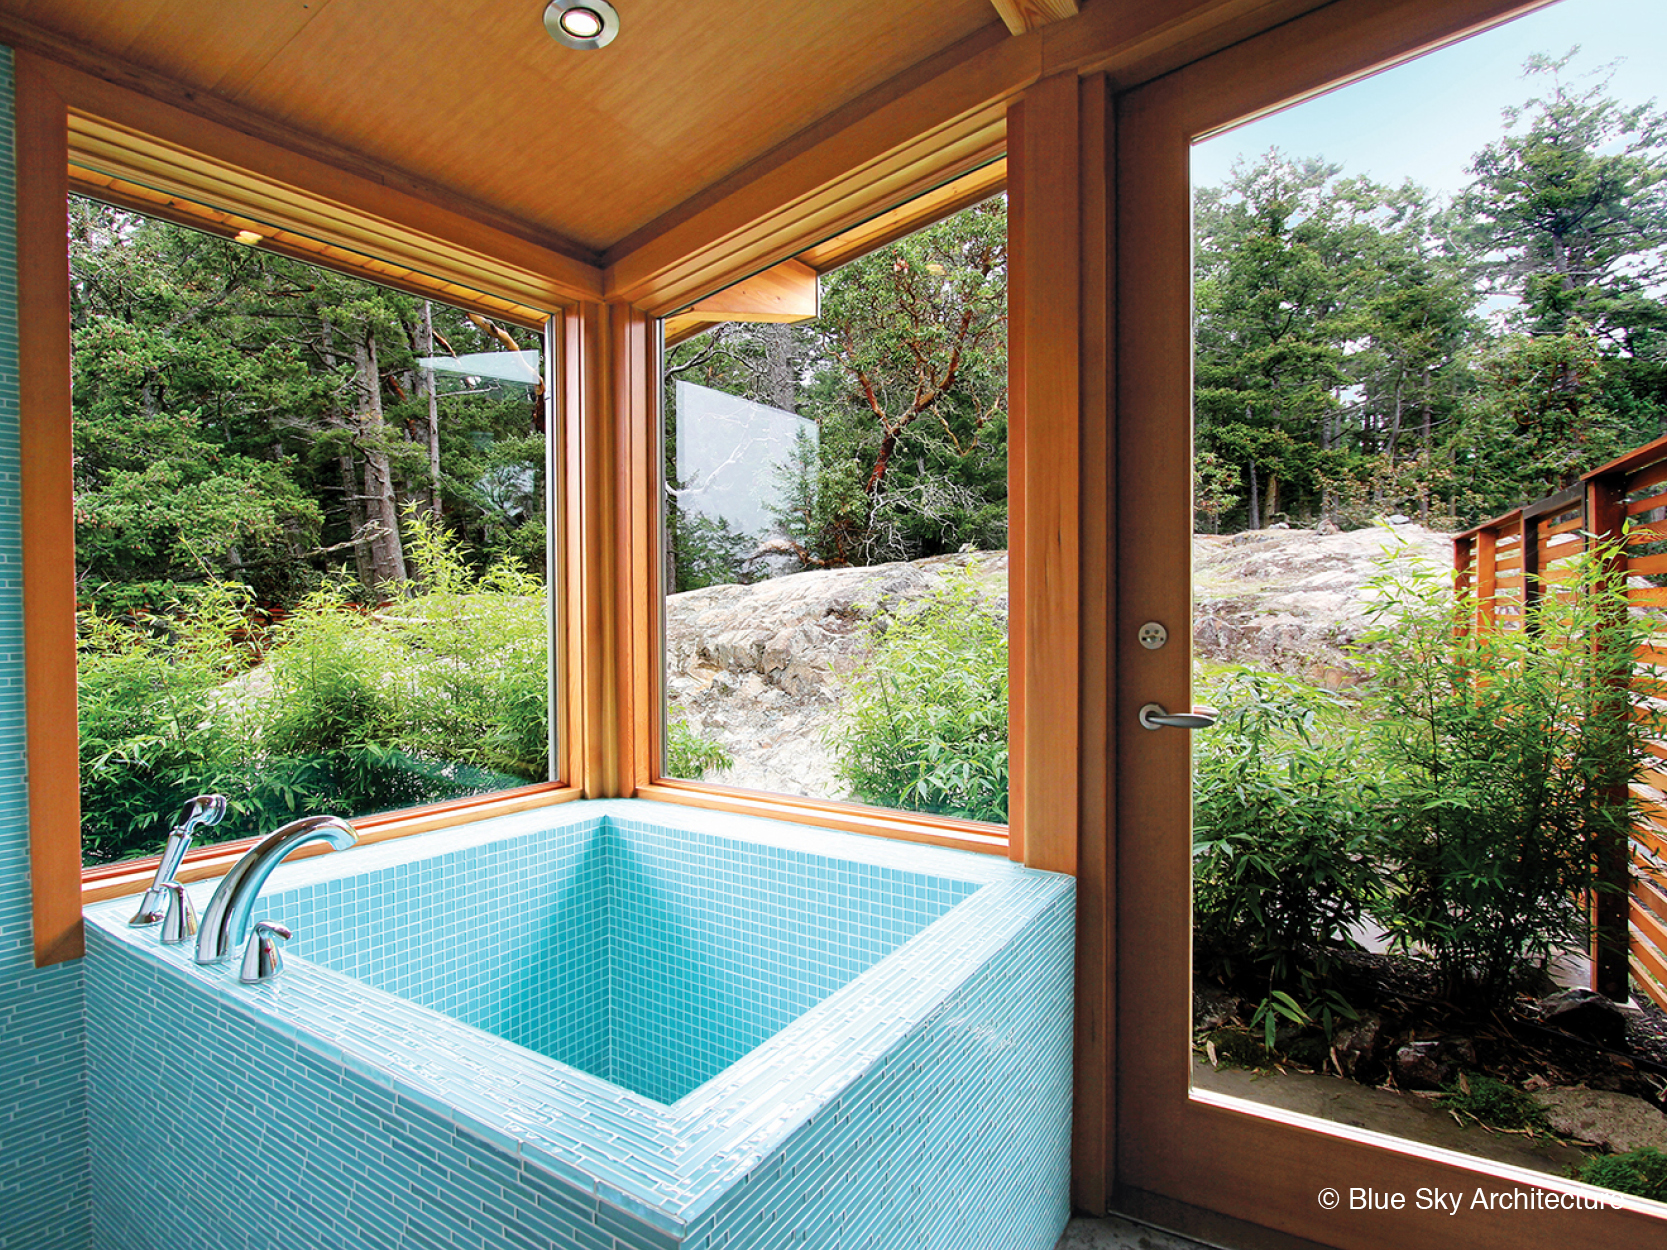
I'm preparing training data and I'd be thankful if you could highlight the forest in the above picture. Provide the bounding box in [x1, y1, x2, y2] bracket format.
[666, 52, 1667, 581]
[71, 199, 550, 860]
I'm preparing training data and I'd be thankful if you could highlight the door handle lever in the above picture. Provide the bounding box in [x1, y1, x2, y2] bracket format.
[1138, 703, 1217, 731]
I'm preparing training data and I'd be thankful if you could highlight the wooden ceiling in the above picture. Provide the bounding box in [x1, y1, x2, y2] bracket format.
[0, 0, 1007, 256]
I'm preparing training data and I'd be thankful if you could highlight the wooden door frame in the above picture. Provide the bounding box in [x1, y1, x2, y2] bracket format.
[1111, 0, 1667, 1244]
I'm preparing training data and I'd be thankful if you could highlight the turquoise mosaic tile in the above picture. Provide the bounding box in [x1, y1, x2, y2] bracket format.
[0, 46, 93, 1250]
[85, 799, 1073, 1248]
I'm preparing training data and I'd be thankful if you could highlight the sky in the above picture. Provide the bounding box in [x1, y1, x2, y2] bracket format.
[1191, 0, 1667, 197]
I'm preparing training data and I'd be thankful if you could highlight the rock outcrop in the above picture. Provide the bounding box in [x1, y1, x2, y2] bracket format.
[1193, 521, 1450, 684]
[666, 521, 1453, 795]
[665, 551, 1007, 799]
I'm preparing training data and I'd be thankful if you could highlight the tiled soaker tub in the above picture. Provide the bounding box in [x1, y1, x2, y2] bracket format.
[84, 799, 1074, 1249]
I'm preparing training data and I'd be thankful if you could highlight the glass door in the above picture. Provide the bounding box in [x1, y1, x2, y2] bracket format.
[1114, 0, 1667, 1244]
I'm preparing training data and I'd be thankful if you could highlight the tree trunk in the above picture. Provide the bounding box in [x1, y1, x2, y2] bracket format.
[420, 301, 442, 517]
[1420, 370, 1433, 523]
[758, 323, 796, 412]
[319, 316, 376, 585]
[1385, 370, 1405, 461]
[1247, 458, 1261, 530]
[338, 447, 374, 586]
[354, 329, 407, 590]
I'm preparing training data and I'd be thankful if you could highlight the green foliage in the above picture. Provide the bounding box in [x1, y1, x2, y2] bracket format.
[671, 512, 759, 592]
[663, 199, 1007, 582]
[1194, 154, 1477, 529]
[1449, 326, 1642, 519]
[1464, 51, 1667, 340]
[1197, 1026, 1278, 1070]
[1437, 1074, 1550, 1133]
[1357, 534, 1648, 1003]
[1576, 1148, 1667, 1201]
[77, 521, 548, 863]
[76, 584, 259, 862]
[1191, 51, 1667, 532]
[833, 571, 1007, 822]
[663, 716, 734, 781]
[1193, 449, 1242, 534]
[1192, 667, 1379, 1012]
[69, 196, 547, 611]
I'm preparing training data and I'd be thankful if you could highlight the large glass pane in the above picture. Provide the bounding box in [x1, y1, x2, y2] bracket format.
[660, 196, 1009, 825]
[72, 199, 553, 865]
[1189, 0, 1667, 1202]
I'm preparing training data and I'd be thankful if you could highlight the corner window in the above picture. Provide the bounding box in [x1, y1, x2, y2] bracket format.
[658, 196, 1009, 827]
[70, 197, 557, 866]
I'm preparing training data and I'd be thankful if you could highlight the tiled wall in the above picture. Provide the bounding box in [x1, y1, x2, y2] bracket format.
[684, 886, 1075, 1248]
[0, 47, 93, 1250]
[85, 923, 676, 1250]
[262, 814, 618, 1082]
[260, 815, 976, 1104]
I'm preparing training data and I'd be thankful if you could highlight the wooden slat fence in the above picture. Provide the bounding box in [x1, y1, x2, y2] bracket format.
[1454, 431, 1667, 1009]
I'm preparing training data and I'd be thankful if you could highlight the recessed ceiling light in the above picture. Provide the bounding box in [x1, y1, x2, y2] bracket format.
[233, 230, 263, 246]
[544, 0, 618, 50]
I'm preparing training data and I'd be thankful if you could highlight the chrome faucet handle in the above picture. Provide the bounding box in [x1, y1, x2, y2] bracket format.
[159, 882, 197, 945]
[240, 921, 293, 984]
[129, 793, 229, 926]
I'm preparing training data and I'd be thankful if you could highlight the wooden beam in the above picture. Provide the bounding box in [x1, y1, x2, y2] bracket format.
[992, 0, 1081, 37]
[685, 258, 818, 321]
[570, 303, 623, 798]
[1011, 70, 1081, 877]
[16, 54, 83, 967]
[797, 158, 1007, 274]
[31, 59, 601, 308]
[662, 258, 819, 347]
[1074, 70, 1117, 1215]
[59, 99, 596, 311]
[69, 166, 552, 329]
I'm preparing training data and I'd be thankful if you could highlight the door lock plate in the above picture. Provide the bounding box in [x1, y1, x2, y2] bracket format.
[1138, 621, 1168, 650]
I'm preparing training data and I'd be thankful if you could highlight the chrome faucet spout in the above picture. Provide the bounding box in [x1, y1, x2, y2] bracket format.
[194, 815, 357, 965]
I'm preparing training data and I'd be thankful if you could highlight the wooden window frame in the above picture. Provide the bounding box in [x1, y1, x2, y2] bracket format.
[633, 164, 1021, 861]
[1111, 0, 1667, 1243]
[18, 56, 594, 966]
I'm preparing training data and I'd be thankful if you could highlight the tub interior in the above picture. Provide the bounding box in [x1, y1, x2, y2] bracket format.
[261, 815, 980, 1103]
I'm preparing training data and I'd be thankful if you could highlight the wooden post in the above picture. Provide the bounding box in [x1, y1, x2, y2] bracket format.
[1586, 473, 1630, 1003]
[1474, 526, 1497, 636]
[1009, 71, 1081, 876]
[17, 55, 83, 966]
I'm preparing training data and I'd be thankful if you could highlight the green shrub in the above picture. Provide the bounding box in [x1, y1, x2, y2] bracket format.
[1192, 667, 1378, 1014]
[664, 715, 734, 780]
[76, 585, 259, 862]
[1357, 535, 1648, 1004]
[833, 572, 1007, 823]
[1576, 1148, 1667, 1201]
[77, 518, 553, 862]
[263, 589, 400, 757]
[388, 515, 551, 780]
[1437, 1074, 1549, 1133]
